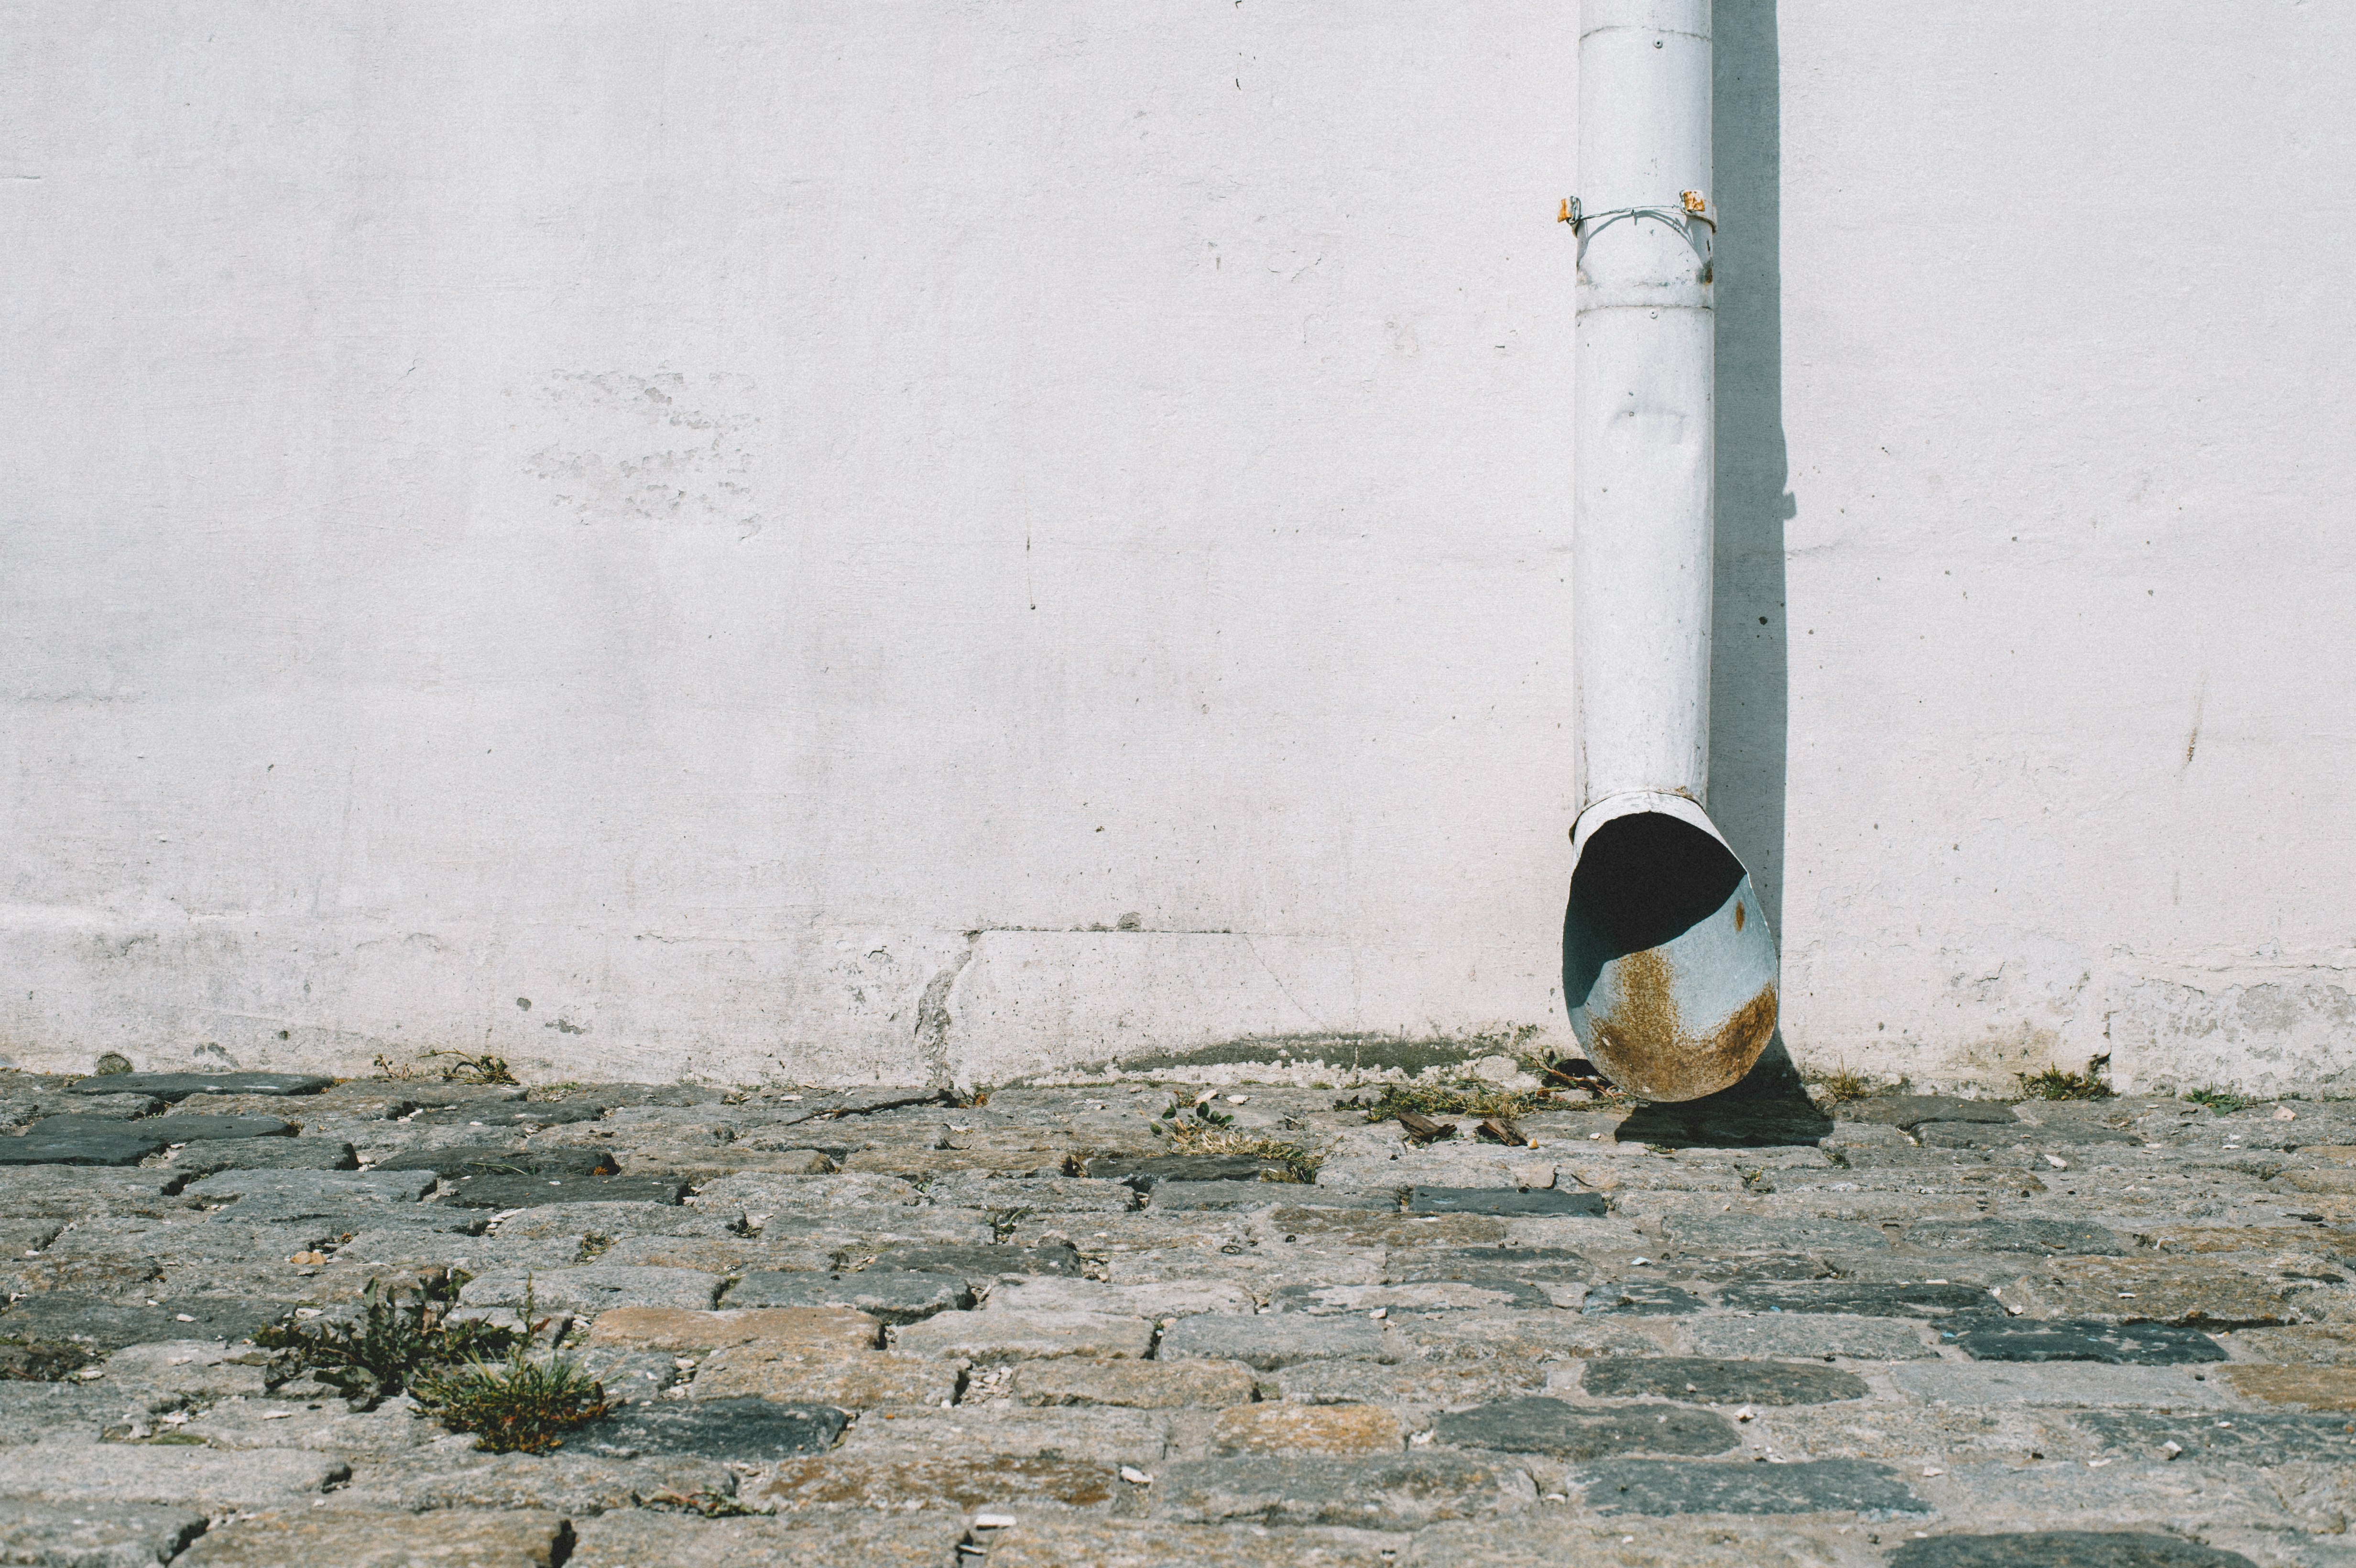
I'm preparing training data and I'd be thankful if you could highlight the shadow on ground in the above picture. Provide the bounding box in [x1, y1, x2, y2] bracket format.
[1614, 1033, 1829, 1147]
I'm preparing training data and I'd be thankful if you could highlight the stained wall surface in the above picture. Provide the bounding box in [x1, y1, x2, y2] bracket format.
[4, 2, 2351, 1094]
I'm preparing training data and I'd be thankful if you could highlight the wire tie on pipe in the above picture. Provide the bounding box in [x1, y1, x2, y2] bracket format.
[1558, 194, 1714, 266]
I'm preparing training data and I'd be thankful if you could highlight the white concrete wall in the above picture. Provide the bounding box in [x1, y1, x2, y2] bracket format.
[4, 2, 2352, 1096]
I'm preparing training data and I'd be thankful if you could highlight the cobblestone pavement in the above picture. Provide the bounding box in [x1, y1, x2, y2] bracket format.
[4, 1066, 2356, 1567]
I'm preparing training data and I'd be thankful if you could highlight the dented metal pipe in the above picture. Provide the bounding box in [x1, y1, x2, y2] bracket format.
[1564, 0, 1779, 1102]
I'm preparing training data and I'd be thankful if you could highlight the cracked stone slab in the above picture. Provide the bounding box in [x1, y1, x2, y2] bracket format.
[185, 1169, 434, 1205]
[373, 1144, 619, 1176]
[1574, 1457, 1930, 1517]
[1953, 1319, 2226, 1364]
[1838, 1098, 2022, 1130]
[166, 1138, 360, 1176]
[0, 1502, 207, 1568]
[1431, 1396, 1740, 1459]
[0, 1123, 175, 1165]
[1408, 1188, 1609, 1218]
[1576, 1357, 1870, 1405]
[1150, 1452, 1537, 1528]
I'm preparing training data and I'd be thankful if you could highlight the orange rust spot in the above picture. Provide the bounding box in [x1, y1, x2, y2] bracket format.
[1734, 902, 1745, 932]
[1586, 946, 1778, 1102]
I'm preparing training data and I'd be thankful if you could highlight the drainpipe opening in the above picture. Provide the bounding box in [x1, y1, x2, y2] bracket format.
[1563, 795, 1779, 1103]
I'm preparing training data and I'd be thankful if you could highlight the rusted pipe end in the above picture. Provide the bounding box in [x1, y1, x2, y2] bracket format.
[1562, 794, 1780, 1103]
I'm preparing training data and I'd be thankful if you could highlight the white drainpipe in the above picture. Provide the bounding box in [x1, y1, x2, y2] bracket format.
[1563, 0, 1779, 1101]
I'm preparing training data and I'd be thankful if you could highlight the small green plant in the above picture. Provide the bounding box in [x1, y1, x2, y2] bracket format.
[1805, 1067, 1874, 1105]
[1154, 1097, 1320, 1183]
[1161, 1095, 1235, 1130]
[256, 1277, 520, 1407]
[414, 1347, 609, 1455]
[986, 1207, 1035, 1243]
[422, 1050, 520, 1086]
[2018, 1060, 2115, 1101]
[2181, 1086, 2255, 1115]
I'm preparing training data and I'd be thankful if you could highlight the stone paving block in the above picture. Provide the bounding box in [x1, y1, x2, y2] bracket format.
[2072, 1409, 2356, 1464]
[330, 1450, 736, 1514]
[0, 1502, 207, 1568]
[458, 1263, 721, 1312]
[752, 1450, 1122, 1510]
[1265, 1209, 1512, 1249]
[1884, 1532, 2260, 1567]
[1432, 1395, 1739, 1459]
[858, 1241, 1082, 1280]
[1913, 1459, 2293, 1534]
[0, 1291, 290, 1351]
[987, 1275, 1255, 1319]
[186, 1168, 434, 1205]
[437, 1173, 689, 1208]
[983, 1518, 1404, 1568]
[1085, 1154, 1287, 1184]
[406, 1099, 608, 1128]
[1213, 1402, 1405, 1456]
[2220, 1363, 2356, 1408]
[1892, 1362, 2236, 1408]
[1716, 1280, 2003, 1319]
[725, 1268, 973, 1320]
[177, 1398, 442, 1455]
[1393, 1245, 1593, 1285]
[1685, 1313, 1938, 1361]
[1409, 1187, 1609, 1217]
[1953, 1319, 2225, 1364]
[1013, 1356, 1258, 1407]
[0, 1442, 347, 1510]
[889, 1307, 1154, 1361]
[98, 1339, 273, 1398]
[167, 1138, 360, 1176]
[1841, 1097, 2020, 1130]
[1660, 1216, 1890, 1253]
[694, 1172, 923, 1215]
[150, 1113, 298, 1141]
[1403, 1517, 1888, 1567]
[0, 1122, 174, 1165]
[585, 1305, 882, 1353]
[1904, 1219, 2129, 1255]
[1996, 1259, 2304, 1325]
[1274, 1280, 1555, 1314]
[175, 1509, 573, 1567]
[374, 1144, 619, 1176]
[1279, 1359, 1553, 1406]
[1577, 1357, 1869, 1405]
[925, 1175, 1142, 1212]
[497, 1199, 743, 1239]
[689, 1348, 959, 1407]
[1158, 1311, 1392, 1369]
[71, 1072, 334, 1100]
[842, 1404, 1167, 1464]
[572, 1394, 846, 1460]
[1575, 1457, 1928, 1517]
[1403, 1311, 1669, 1365]
[1151, 1452, 1536, 1527]
[1581, 1281, 1709, 1316]
[565, 1510, 968, 1568]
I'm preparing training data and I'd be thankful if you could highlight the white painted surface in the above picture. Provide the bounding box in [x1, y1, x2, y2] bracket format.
[3, 2, 2353, 1094]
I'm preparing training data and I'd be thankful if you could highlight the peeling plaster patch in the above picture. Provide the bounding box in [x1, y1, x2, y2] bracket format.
[2110, 976, 2356, 1097]
[522, 371, 762, 537]
[914, 936, 980, 1091]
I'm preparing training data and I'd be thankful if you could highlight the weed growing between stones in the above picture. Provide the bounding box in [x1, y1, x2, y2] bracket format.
[2019, 1061, 2116, 1101]
[1338, 1081, 1561, 1124]
[256, 1276, 521, 1407]
[1155, 1095, 1321, 1182]
[414, 1347, 610, 1455]
[1803, 1066, 1874, 1104]
[371, 1050, 521, 1086]
[2182, 1086, 2255, 1115]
